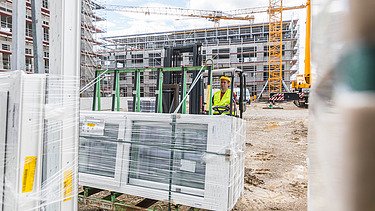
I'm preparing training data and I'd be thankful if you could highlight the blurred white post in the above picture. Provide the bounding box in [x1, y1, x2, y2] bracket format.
[49, 0, 81, 210]
[12, 0, 26, 70]
[309, 0, 375, 210]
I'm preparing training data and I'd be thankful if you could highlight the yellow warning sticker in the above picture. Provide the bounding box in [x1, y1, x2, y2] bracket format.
[63, 169, 73, 202]
[22, 156, 37, 193]
[86, 123, 96, 127]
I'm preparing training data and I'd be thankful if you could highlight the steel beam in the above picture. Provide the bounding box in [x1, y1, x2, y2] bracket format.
[31, 0, 45, 73]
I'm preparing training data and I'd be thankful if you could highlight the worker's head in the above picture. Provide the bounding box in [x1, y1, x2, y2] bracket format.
[220, 76, 231, 92]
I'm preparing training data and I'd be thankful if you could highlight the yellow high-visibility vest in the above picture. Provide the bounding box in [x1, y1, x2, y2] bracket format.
[213, 89, 234, 115]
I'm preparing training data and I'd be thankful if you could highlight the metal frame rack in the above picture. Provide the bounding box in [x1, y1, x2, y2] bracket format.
[91, 66, 247, 118]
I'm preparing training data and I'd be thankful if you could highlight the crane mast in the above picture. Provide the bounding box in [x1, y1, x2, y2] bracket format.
[268, 0, 284, 93]
[305, 0, 311, 87]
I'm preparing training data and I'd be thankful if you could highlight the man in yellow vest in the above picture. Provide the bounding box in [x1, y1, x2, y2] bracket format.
[213, 76, 236, 115]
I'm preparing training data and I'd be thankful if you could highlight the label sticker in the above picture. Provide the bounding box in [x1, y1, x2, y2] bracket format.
[180, 159, 196, 173]
[22, 156, 37, 193]
[81, 119, 105, 136]
[63, 170, 73, 202]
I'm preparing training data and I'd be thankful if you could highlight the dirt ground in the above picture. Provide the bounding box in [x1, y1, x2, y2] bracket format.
[234, 102, 308, 211]
[79, 102, 308, 211]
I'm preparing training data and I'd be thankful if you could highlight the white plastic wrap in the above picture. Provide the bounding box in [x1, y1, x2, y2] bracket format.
[79, 111, 245, 211]
[0, 71, 79, 211]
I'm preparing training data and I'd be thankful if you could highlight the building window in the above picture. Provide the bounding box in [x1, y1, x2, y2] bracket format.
[148, 71, 157, 80]
[140, 87, 144, 97]
[120, 87, 127, 97]
[1, 15, 12, 29]
[140, 72, 144, 84]
[44, 28, 49, 41]
[263, 71, 268, 81]
[202, 50, 207, 63]
[26, 23, 32, 37]
[26, 57, 33, 72]
[148, 53, 161, 67]
[241, 66, 256, 73]
[131, 54, 143, 64]
[2, 44, 10, 51]
[42, 0, 49, 9]
[149, 86, 156, 97]
[2, 54, 11, 70]
[212, 48, 230, 59]
[237, 47, 257, 62]
[25, 48, 32, 55]
[44, 59, 49, 72]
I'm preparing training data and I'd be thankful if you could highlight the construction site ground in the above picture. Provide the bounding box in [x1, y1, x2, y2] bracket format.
[234, 102, 308, 210]
[79, 102, 308, 211]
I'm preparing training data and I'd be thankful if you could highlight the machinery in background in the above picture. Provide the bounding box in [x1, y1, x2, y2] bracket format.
[291, 74, 311, 108]
[290, 0, 312, 108]
[267, 0, 311, 108]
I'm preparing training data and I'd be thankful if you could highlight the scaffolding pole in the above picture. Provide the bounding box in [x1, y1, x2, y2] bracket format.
[31, 0, 45, 73]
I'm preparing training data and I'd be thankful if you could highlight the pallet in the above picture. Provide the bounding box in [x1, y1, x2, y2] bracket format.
[78, 186, 203, 211]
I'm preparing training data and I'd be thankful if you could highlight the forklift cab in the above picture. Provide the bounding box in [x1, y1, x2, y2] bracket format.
[203, 68, 247, 118]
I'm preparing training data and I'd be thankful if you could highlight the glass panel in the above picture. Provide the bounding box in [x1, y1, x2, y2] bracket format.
[129, 121, 172, 185]
[79, 123, 119, 178]
[173, 123, 207, 190]
[128, 121, 208, 192]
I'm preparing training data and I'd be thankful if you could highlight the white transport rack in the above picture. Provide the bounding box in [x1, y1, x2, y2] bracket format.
[0, 71, 79, 210]
[79, 111, 245, 211]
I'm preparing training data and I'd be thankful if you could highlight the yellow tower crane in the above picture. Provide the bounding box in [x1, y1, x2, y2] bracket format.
[267, 1, 310, 94]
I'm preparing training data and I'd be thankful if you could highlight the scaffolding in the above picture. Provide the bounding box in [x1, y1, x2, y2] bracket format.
[81, 0, 105, 96]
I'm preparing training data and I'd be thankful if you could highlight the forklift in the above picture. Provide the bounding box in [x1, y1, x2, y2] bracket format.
[92, 44, 248, 119]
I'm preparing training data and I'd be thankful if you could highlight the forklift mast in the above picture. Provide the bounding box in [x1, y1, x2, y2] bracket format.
[162, 44, 203, 114]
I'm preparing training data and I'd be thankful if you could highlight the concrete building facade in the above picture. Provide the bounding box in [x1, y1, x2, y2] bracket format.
[0, 0, 50, 72]
[0, 0, 103, 94]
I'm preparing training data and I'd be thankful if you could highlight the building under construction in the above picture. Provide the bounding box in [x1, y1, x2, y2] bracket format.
[0, 0, 103, 93]
[98, 20, 299, 98]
